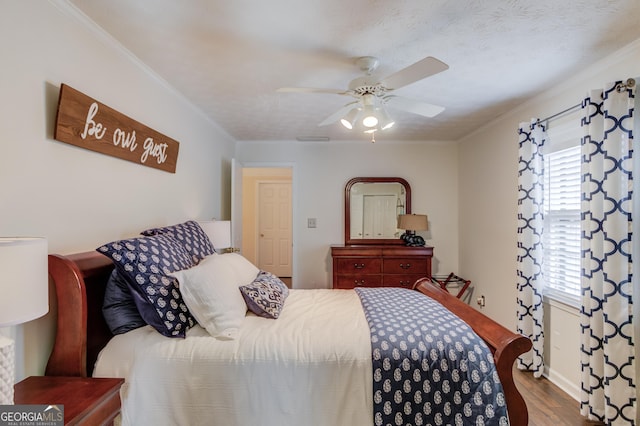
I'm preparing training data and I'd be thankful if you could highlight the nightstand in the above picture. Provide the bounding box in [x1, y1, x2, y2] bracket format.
[14, 376, 124, 426]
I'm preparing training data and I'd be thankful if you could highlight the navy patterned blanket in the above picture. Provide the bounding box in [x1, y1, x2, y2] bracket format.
[355, 287, 509, 426]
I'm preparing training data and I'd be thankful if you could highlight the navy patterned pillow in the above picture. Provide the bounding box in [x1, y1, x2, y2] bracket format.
[140, 220, 215, 264]
[96, 233, 196, 338]
[102, 268, 147, 335]
[239, 271, 289, 319]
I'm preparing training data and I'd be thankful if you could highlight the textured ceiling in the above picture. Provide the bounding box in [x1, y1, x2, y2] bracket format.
[67, 0, 640, 142]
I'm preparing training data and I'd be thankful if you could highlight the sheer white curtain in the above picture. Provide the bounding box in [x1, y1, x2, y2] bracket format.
[516, 120, 547, 378]
[580, 80, 637, 425]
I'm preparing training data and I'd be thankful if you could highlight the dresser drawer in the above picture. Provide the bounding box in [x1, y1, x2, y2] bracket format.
[336, 258, 382, 274]
[382, 274, 425, 289]
[383, 258, 428, 274]
[331, 245, 433, 290]
[335, 274, 382, 289]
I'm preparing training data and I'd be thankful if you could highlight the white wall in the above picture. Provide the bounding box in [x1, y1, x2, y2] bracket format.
[458, 38, 640, 400]
[0, 1, 235, 379]
[236, 140, 459, 289]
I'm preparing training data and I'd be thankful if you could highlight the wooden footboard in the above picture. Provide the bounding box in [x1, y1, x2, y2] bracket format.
[46, 252, 531, 425]
[414, 277, 532, 426]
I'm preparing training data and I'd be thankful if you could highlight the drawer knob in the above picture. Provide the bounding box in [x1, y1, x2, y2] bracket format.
[400, 263, 412, 269]
[354, 280, 366, 286]
[353, 263, 366, 269]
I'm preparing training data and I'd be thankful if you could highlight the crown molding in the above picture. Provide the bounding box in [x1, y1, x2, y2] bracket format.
[47, 0, 233, 139]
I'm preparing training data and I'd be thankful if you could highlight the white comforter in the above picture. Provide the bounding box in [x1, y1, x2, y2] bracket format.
[94, 289, 373, 426]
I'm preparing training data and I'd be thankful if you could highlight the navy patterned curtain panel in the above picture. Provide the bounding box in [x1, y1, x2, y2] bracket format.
[516, 120, 547, 378]
[517, 79, 637, 425]
[580, 80, 636, 425]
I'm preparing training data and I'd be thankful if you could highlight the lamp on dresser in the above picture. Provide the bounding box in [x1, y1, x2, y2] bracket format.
[397, 214, 428, 247]
[0, 237, 48, 404]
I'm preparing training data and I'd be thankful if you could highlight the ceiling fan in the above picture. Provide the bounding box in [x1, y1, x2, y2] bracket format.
[277, 55, 449, 134]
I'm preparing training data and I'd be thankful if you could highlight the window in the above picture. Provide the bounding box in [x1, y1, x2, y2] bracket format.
[542, 121, 582, 306]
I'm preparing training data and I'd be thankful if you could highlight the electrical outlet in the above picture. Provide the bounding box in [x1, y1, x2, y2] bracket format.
[476, 295, 486, 308]
[307, 218, 317, 228]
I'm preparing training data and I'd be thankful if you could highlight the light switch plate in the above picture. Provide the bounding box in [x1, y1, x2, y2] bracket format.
[307, 218, 317, 228]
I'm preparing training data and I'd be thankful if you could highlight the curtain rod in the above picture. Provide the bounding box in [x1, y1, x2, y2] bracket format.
[537, 78, 636, 126]
[537, 102, 581, 126]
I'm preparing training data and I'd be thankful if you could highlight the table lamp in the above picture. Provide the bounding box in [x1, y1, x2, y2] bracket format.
[397, 214, 428, 246]
[198, 220, 234, 253]
[0, 237, 48, 404]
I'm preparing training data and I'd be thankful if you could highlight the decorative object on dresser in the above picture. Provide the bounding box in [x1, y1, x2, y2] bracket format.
[0, 237, 48, 404]
[331, 244, 432, 289]
[397, 213, 428, 246]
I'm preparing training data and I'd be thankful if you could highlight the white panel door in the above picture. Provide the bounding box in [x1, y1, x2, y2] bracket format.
[257, 182, 292, 277]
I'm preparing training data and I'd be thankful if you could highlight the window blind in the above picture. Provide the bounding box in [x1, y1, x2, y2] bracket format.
[543, 143, 581, 305]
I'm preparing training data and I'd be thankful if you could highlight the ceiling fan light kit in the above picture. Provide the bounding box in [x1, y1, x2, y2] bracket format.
[278, 55, 448, 139]
[340, 108, 360, 130]
[339, 96, 394, 133]
[378, 108, 395, 130]
[362, 110, 378, 128]
[360, 93, 378, 128]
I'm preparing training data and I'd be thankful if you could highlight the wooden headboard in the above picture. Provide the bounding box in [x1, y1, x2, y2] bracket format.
[46, 251, 115, 378]
[45, 251, 532, 425]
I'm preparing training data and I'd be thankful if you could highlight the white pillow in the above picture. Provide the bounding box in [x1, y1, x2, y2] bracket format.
[172, 254, 247, 340]
[222, 252, 260, 285]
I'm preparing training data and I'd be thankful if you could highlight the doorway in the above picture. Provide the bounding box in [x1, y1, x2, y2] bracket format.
[236, 166, 293, 286]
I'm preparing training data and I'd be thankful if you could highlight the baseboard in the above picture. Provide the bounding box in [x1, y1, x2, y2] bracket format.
[544, 365, 580, 402]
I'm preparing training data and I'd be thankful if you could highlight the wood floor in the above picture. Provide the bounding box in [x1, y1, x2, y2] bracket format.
[514, 368, 604, 425]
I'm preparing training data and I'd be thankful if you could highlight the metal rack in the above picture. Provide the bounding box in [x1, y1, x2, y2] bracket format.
[431, 273, 471, 299]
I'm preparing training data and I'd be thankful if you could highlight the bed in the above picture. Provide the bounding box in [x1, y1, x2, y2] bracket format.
[45, 249, 532, 425]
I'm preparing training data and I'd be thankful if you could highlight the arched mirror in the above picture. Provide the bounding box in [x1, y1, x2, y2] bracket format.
[344, 177, 411, 245]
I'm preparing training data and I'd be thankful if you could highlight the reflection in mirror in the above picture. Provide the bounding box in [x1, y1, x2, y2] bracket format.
[344, 177, 411, 245]
[350, 182, 406, 239]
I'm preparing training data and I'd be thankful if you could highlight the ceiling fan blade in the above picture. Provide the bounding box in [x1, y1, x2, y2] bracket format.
[385, 96, 445, 118]
[277, 87, 348, 95]
[318, 102, 359, 126]
[380, 56, 449, 90]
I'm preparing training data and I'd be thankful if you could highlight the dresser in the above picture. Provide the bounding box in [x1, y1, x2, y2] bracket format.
[331, 244, 433, 289]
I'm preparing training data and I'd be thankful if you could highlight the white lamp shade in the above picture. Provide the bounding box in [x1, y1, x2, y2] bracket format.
[198, 221, 231, 250]
[0, 238, 48, 326]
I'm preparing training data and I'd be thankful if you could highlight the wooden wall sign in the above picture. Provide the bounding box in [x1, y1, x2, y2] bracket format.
[54, 84, 179, 173]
